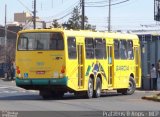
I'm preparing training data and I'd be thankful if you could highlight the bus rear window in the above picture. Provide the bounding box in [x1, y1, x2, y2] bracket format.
[18, 32, 64, 50]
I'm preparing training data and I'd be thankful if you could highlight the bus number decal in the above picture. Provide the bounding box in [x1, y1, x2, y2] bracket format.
[116, 66, 129, 71]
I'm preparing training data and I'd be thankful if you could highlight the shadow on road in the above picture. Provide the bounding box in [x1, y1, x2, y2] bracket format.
[0, 92, 124, 101]
[0, 94, 42, 100]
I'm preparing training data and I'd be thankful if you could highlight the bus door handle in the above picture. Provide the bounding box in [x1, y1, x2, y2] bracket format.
[55, 57, 62, 60]
[37, 52, 43, 54]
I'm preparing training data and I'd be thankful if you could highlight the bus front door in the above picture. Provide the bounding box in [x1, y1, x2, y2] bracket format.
[77, 44, 84, 88]
[107, 45, 113, 88]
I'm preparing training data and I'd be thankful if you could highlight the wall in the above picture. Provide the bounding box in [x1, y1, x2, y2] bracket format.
[139, 34, 160, 89]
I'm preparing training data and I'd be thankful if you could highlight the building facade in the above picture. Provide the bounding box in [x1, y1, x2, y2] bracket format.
[138, 32, 160, 90]
[0, 25, 22, 77]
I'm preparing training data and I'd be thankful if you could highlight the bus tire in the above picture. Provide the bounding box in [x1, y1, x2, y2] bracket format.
[94, 77, 101, 98]
[122, 77, 136, 95]
[86, 78, 94, 99]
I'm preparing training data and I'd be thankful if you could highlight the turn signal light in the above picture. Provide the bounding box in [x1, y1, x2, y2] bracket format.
[17, 69, 20, 74]
[16, 66, 20, 74]
[61, 66, 65, 73]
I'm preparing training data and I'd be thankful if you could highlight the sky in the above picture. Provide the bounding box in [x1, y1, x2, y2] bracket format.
[0, 0, 156, 31]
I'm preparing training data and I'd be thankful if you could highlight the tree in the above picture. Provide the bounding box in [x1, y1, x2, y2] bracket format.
[52, 19, 61, 28]
[66, 6, 81, 29]
[65, 6, 96, 30]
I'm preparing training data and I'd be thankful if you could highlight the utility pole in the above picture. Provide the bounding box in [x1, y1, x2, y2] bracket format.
[108, 0, 111, 32]
[33, 0, 36, 29]
[4, 4, 7, 62]
[82, 0, 85, 30]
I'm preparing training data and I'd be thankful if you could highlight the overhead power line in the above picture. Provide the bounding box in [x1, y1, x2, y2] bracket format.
[85, 0, 130, 7]
[41, 1, 81, 22]
[43, 5, 81, 23]
[16, 0, 32, 14]
[85, 0, 108, 4]
[56, 2, 81, 20]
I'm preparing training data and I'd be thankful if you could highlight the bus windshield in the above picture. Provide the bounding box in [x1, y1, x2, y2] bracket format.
[18, 32, 64, 50]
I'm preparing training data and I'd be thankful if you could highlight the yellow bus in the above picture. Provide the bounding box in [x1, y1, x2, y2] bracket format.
[15, 28, 141, 99]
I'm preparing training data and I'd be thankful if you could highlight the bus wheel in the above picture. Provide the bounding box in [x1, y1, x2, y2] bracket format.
[122, 77, 136, 95]
[86, 78, 94, 98]
[94, 77, 101, 98]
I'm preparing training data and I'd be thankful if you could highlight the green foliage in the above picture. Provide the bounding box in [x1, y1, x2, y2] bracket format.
[66, 6, 81, 29]
[52, 19, 61, 28]
[64, 6, 96, 30]
[52, 6, 96, 30]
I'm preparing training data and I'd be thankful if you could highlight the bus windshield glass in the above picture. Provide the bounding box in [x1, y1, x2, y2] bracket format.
[18, 32, 64, 50]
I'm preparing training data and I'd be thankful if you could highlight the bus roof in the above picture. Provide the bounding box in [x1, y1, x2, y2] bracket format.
[18, 28, 139, 40]
[105, 32, 139, 40]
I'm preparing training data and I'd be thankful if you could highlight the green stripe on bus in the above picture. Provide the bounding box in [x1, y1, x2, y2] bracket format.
[15, 77, 68, 86]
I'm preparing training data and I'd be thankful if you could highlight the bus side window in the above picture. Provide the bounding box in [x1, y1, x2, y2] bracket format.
[67, 37, 77, 59]
[127, 40, 134, 59]
[85, 38, 94, 59]
[95, 38, 104, 59]
[114, 40, 119, 59]
[120, 40, 127, 59]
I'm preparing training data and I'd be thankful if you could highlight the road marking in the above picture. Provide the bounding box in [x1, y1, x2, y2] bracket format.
[0, 85, 25, 91]
[21, 90, 26, 93]
[0, 84, 38, 94]
[0, 86, 8, 89]
[0, 90, 38, 94]
[9, 91, 18, 93]
[30, 90, 38, 93]
[0, 91, 18, 94]
[2, 91, 9, 93]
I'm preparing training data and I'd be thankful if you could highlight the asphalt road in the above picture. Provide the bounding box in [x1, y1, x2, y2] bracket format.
[0, 79, 160, 111]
